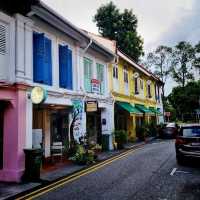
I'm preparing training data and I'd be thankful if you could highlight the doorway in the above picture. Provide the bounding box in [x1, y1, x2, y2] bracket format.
[51, 110, 69, 147]
[86, 110, 102, 144]
[0, 101, 7, 170]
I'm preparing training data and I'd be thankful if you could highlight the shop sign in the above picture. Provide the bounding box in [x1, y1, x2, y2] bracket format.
[86, 101, 98, 112]
[31, 86, 47, 104]
[91, 79, 100, 94]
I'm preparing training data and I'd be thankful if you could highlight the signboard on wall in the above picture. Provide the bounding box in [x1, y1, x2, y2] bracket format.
[91, 79, 100, 94]
[72, 100, 84, 142]
[31, 86, 47, 104]
[85, 101, 98, 112]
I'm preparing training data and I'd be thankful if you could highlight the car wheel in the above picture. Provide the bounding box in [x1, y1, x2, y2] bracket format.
[176, 155, 185, 165]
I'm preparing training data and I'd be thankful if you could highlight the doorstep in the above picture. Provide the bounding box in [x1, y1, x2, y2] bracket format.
[1, 138, 155, 200]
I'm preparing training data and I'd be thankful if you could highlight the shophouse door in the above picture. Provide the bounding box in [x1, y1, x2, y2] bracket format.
[0, 102, 6, 169]
[51, 110, 69, 147]
[86, 111, 102, 144]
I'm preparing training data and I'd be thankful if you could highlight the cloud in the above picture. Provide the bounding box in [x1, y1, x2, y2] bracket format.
[146, 0, 199, 50]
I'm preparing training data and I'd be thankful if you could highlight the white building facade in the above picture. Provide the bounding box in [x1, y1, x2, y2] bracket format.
[13, 2, 115, 162]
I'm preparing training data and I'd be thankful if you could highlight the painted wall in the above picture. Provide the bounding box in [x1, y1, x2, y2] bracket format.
[0, 84, 27, 182]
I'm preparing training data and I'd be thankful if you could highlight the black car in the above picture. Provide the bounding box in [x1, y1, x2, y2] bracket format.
[162, 122, 178, 139]
[175, 124, 200, 165]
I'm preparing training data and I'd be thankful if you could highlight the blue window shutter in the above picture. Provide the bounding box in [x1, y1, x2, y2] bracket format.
[59, 45, 68, 88]
[33, 32, 45, 83]
[44, 37, 52, 85]
[67, 49, 73, 90]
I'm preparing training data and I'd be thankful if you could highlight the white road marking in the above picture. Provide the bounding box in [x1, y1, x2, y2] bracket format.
[176, 170, 190, 174]
[170, 168, 177, 176]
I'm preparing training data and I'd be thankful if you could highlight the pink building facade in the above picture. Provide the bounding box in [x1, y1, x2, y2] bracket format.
[0, 84, 28, 182]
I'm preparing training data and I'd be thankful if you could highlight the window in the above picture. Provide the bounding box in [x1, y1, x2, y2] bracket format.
[124, 68, 128, 83]
[0, 24, 6, 55]
[147, 84, 151, 98]
[84, 57, 92, 92]
[97, 63, 104, 94]
[158, 86, 160, 101]
[135, 78, 139, 94]
[140, 79, 143, 90]
[33, 32, 52, 85]
[113, 65, 118, 79]
[59, 44, 73, 90]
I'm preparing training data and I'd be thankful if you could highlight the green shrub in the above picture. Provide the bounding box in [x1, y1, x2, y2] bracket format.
[69, 144, 95, 165]
[113, 130, 128, 149]
[136, 123, 150, 141]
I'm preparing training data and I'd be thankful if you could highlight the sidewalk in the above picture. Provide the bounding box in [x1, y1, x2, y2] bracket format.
[0, 138, 155, 200]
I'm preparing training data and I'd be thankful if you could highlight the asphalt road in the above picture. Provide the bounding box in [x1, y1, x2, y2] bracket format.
[36, 140, 200, 200]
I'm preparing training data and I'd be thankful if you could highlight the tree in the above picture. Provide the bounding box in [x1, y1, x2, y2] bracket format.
[170, 41, 196, 87]
[93, 1, 144, 62]
[168, 81, 200, 121]
[145, 45, 172, 97]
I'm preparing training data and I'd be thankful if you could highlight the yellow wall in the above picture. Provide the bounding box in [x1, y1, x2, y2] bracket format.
[109, 56, 158, 141]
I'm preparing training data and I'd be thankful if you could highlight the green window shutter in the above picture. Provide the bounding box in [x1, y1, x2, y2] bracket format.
[84, 58, 92, 92]
[97, 63, 104, 94]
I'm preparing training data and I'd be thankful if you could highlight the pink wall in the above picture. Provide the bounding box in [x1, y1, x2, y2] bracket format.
[0, 83, 27, 182]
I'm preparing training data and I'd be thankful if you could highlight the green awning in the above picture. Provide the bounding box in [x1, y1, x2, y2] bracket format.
[116, 102, 143, 115]
[135, 104, 154, 115]
[149, 107, 162, 115]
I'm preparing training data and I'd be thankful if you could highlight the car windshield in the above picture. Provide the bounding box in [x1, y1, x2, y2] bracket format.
[166, 123, 175, 127]
[182, 127, 200, 137]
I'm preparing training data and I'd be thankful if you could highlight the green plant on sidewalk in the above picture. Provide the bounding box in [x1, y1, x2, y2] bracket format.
[113, 130, 128, 149]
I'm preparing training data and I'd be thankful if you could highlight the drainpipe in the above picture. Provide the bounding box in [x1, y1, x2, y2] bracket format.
[82, 38, 93, 54]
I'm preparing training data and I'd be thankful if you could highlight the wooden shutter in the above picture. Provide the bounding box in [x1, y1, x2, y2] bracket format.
[97, 63, 104, 94]
[44, 37, 52, 85]
[59, 45, 68, 88]
[84, 58, 92, 92]
[33, 32, 45, 83]
[0, 24, 6, 55]
[66, 48, 73, 90]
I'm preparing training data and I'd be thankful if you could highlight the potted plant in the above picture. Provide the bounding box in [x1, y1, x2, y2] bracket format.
[113, 130, 128, 149]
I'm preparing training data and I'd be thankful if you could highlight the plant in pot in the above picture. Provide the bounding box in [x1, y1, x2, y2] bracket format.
[113, 130, 128, 149]
[136, 123, 150, 141]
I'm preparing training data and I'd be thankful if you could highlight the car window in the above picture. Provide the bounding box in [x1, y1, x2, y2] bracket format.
[166, 123, 175, 128]
[182, 127, 200, 137]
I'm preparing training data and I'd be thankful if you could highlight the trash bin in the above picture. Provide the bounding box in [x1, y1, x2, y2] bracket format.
[102, 134, 110, 151]
[23, 148, 43, 182]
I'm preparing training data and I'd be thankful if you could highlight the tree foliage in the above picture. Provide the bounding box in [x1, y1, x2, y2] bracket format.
[168, 81, 200, 121]
[170, 41, 196, 87]
[145, 45, 172, 96]
[93, 1, 144, 62]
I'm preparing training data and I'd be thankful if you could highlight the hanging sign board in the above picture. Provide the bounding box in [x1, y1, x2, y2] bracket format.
[85, 101, 98, 112]
[91, 79, 100, 94]
[31, 86, 47, 104]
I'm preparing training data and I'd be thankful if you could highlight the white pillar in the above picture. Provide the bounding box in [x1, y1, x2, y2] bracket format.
[25, 91, 33, 148]
[15, 14, 25, 78]
[101, 103, 114, 150]
[24, 20, 34, 83]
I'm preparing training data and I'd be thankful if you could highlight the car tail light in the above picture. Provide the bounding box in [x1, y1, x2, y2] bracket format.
[175, 138, 187, 145]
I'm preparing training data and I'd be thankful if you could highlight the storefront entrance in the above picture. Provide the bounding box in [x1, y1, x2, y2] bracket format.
[0, 102, 5, 169]
[86, 110, 102, 144]
[51, 110, 69, 148]
[33, 105, 71, 160]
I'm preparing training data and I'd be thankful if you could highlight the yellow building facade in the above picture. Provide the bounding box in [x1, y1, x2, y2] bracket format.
[109, 50, 162, 141]
[85, 31, 163, 141]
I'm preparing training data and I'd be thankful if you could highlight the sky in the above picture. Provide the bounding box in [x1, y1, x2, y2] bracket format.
[42, 0, 200, 94]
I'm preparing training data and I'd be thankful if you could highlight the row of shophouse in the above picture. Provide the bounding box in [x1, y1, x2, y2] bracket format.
[0, 1, 164, 182]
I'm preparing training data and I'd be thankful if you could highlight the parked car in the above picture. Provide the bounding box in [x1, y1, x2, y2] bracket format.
[175, 124, 200, 165]
[162, 122, 178, 139]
